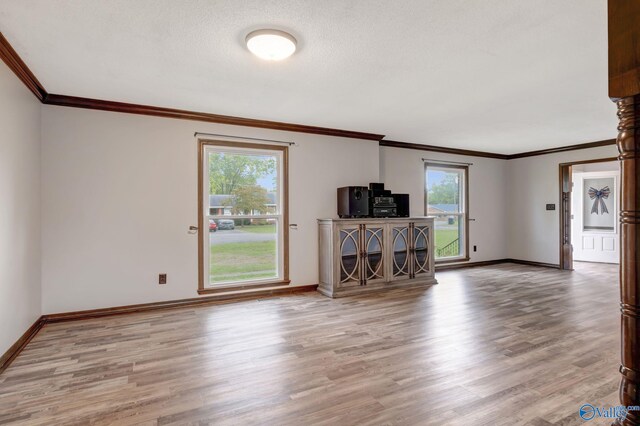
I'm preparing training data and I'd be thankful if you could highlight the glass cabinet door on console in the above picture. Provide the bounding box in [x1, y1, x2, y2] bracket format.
[390, 223, 411, 282]
[317, 218, 437, 298]
[338, 224, 361, 288]
[412, 224, 432, 278]
[363, 225, 386, 285]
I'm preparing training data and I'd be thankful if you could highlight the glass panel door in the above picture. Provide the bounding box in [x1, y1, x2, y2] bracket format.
[364, 226, 384, 282]
[339, 226, 361, 286]
[391, 225, 410, 280]
[413, 225, 431, 275]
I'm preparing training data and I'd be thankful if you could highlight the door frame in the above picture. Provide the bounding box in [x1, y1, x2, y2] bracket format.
[571, 170, 620, 263]
[558, 157, 618, 270]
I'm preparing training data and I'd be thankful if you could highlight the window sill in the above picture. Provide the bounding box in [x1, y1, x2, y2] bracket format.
[435, 257, 470, 265]
[198, 280, 291, 295]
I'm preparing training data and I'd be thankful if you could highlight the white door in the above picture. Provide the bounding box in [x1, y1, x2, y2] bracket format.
[571, 171, 619, 264]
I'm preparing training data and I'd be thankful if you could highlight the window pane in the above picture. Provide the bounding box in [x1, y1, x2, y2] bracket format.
[204, 145, 284, 287]
[209, 219, 278, 284]
[433, 215, 462, 258]
[426, 165, 467, 261]
[208, 151, 279, 217]
[426, 169, 462, 214]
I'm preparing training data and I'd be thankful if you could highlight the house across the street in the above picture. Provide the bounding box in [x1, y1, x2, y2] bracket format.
[209, 192, 277, 216]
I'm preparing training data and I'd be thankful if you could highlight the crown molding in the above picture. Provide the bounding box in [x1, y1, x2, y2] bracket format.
[42, 94, 384, 140]
[506, 138, 616, 159]
[380, 138, 617, 160]
[0, 30, 619, 156]
[379, 140, 510, 159]
[0, 32, 47, 101]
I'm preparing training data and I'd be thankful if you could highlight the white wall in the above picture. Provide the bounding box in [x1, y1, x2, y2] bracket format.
[506, 145, 619, 265]
[380, 146, 509, 263]
[572, 161, 619, 173]
[37, 95, 619, 314]
[41, 106, 379, 314]
[0, 62, 42, 354]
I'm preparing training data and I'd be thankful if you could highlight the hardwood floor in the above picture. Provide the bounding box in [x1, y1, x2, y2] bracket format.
[0, 262, 620, 425]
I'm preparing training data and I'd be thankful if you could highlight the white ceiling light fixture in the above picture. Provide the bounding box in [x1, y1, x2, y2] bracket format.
[246, 29, 297, 61]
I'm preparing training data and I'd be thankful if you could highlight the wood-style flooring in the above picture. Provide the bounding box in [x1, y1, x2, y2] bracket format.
[0, 262, 621, 425]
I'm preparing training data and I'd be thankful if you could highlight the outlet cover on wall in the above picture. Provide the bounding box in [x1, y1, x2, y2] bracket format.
[159, 274, 167, 284]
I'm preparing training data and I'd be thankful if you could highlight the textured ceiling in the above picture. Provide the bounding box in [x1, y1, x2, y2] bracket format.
[0, 0, 616, 154]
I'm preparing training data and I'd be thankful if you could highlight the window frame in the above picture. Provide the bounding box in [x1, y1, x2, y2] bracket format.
[424, 162, 470, 264]
[197, 139, 289, 294]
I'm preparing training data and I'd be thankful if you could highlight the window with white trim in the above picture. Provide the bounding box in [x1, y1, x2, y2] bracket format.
[199, 140, 288, 291]
[425, 163, 469, 262]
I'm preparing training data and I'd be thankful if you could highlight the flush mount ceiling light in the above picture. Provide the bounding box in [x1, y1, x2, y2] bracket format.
[246, 29, 297, 61]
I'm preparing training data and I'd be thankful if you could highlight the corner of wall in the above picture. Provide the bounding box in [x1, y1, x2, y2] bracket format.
[0, 59, 43, 354]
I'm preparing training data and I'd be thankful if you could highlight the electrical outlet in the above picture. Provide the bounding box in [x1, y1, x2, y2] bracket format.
[159, 274, 167, 284]
[473, 245, 477, 252]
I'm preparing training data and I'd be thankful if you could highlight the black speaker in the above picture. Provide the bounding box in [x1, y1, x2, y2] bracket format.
[368, 182, 387, 198]
[337, 186, 369, 218]
[393, 194, 410, 217]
